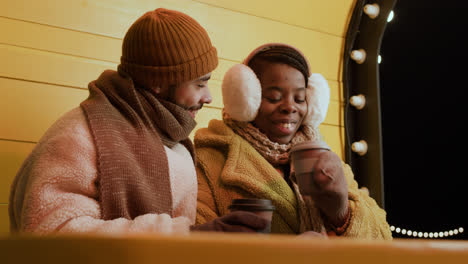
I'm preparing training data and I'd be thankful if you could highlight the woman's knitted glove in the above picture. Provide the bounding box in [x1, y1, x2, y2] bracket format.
[310, 151, 349, 228]
[190, 211, 268, 232]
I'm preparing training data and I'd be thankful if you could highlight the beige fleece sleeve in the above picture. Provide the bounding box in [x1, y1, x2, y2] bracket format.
[341, 163, 393, 240]
[10, 108, 191, 235]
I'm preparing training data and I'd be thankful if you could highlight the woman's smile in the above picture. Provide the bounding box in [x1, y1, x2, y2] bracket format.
[273, 120, 298, 135]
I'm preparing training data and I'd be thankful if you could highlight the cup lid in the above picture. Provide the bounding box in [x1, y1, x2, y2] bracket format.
[228, 199, 276, 211]
[290, 140, 330, 153]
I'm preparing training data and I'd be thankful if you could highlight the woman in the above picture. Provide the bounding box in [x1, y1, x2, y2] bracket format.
[194, 43, 392, 239]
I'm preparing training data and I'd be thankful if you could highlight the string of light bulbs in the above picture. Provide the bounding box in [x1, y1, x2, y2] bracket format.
[390, 225, 464, 239]
[353, 5, 464, 240]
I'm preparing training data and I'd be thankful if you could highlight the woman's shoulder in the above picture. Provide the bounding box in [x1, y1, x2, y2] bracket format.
[194, 119, 237, 147]
[194, 119, 250, 173]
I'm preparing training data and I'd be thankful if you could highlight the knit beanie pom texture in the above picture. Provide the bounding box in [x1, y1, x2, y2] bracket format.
[120, 8, 218, 89]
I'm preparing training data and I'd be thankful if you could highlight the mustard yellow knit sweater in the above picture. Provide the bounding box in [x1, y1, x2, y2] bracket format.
[195, 120, 392, 239]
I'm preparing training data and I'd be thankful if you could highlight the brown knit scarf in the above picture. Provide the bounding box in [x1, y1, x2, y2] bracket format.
[222, 111, 320, 166]
[80, 69, 196, 220]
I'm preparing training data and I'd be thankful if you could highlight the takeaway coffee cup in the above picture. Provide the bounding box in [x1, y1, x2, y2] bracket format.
[290, 140, 331, 196]
[228, 198, 275, 233]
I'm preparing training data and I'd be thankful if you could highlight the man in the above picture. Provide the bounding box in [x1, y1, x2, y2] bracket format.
[9, 8, 267, 234]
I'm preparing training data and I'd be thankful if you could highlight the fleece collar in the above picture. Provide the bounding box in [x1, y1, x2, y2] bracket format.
[197, 120, 300, 229]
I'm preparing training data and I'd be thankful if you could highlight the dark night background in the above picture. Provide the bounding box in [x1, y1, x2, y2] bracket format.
[380, 0, 468, 239]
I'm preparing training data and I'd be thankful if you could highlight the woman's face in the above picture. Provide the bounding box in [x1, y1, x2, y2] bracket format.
[253, 62, 307, 144]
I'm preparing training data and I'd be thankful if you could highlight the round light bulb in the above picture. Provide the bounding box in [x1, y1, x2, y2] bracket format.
[352, 140, 368, 156]
[350, 49, 366, 64]
[364, 3, 380, 19]
[350, 94, 366, 110]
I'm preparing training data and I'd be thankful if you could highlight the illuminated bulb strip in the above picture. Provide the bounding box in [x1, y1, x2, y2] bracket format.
[390, 225, 464, 238]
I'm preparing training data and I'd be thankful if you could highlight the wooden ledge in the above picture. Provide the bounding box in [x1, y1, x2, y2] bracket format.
[1, 233, 467, 264]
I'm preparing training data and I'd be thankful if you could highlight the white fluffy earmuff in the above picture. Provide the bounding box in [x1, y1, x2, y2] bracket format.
[222, 43, 330, 128]
[222, 64, 262, 122]
[303, 73, 331, 128]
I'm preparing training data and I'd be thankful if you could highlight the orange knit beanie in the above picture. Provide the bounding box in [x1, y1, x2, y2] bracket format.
[119, 8, 218, 90]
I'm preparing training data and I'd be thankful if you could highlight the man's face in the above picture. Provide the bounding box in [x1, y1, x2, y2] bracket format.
[163, 73, 213, 118]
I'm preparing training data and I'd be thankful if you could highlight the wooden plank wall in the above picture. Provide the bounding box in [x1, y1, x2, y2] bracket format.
[0, 0, 356, 234]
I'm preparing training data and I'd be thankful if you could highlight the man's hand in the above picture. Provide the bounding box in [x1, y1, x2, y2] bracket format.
[190, 211, 269, 233]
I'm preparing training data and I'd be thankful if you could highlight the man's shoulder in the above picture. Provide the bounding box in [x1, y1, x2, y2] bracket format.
[18, 106, 96, 184]
[37, 107, 93, 148]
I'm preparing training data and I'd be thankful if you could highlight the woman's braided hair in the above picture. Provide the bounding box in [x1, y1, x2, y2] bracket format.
[247, 45, 310, 87]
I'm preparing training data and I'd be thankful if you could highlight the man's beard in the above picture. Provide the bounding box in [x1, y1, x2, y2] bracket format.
[184, 104, 203, 112]
[180, 103, 203, 118]
[164, 89, 203, 117]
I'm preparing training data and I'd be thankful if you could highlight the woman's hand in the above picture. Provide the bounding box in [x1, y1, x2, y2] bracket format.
[310, 151, 349, 227]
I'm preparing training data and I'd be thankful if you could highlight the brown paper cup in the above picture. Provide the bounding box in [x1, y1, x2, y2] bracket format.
[228, 199, 275, 233]
[290, 141, 330, 195]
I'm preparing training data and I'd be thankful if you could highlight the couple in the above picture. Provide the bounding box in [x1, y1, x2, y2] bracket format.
[9, 8, 391, 239]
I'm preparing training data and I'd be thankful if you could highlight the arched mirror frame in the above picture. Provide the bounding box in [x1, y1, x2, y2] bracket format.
[343, 0, 397, 208]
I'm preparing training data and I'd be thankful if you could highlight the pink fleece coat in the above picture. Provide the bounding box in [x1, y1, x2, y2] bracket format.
[9, 107, 197, 234]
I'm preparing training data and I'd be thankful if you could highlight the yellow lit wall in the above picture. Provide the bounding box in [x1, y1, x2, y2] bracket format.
[0, 0, 356, 234]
